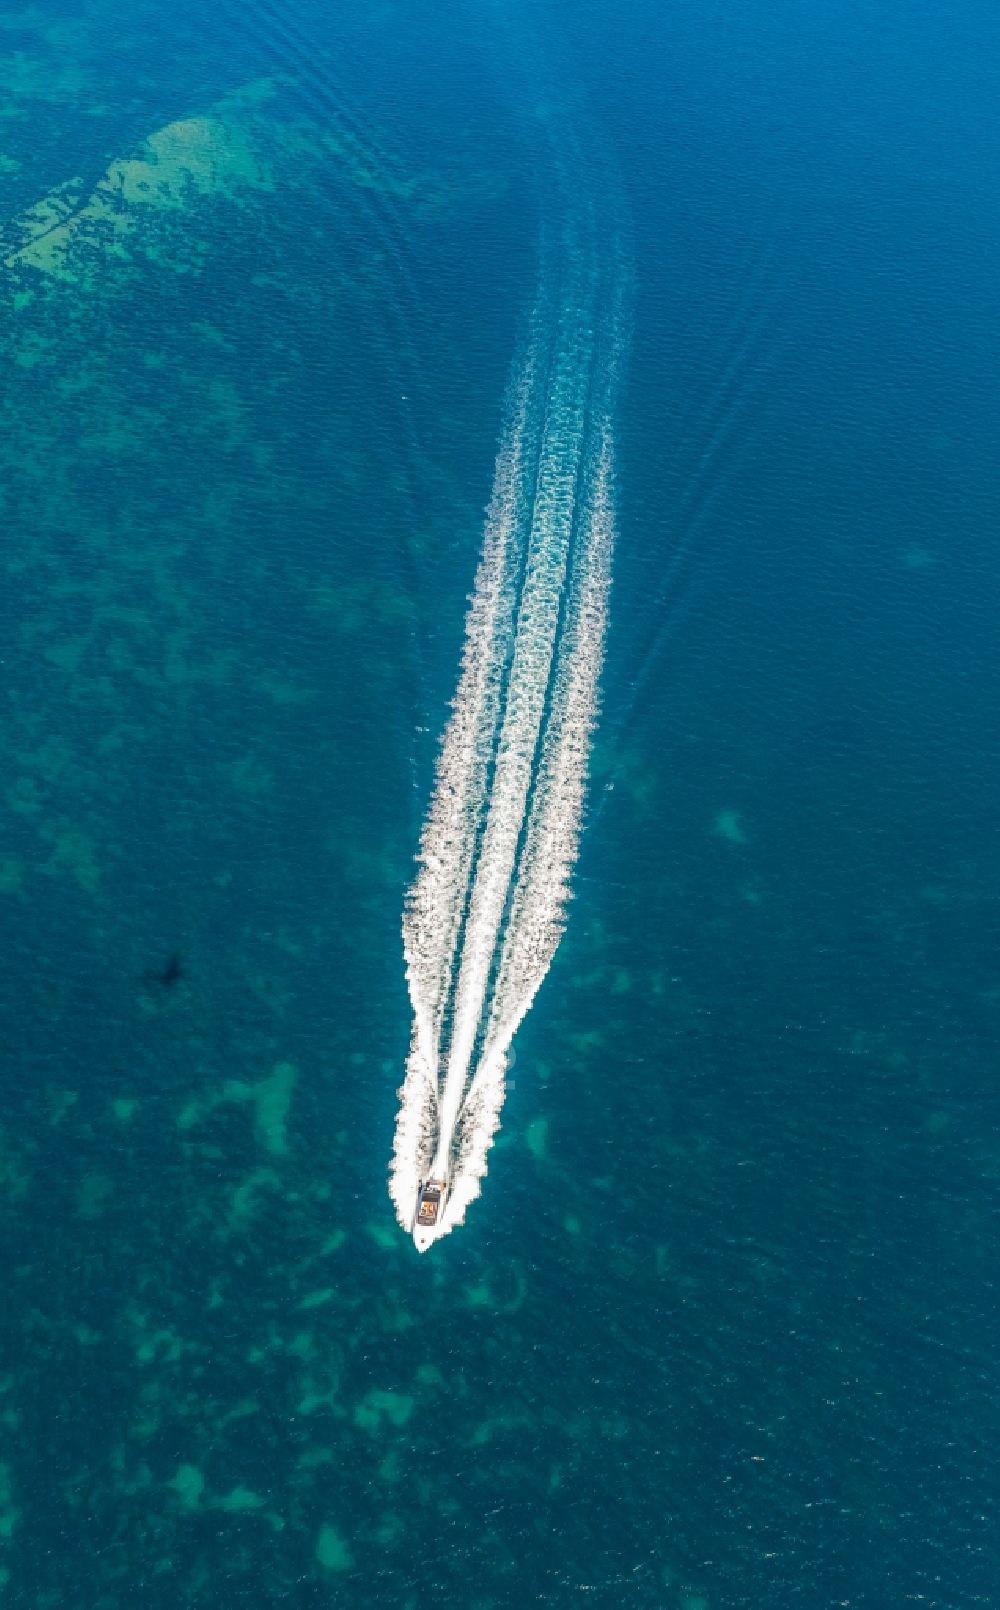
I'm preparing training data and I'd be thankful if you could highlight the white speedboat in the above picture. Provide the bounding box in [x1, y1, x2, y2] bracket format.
[412, 1176, 449, 1252]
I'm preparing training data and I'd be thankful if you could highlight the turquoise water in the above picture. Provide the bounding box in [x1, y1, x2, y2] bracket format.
[1, 0, 998, 1604]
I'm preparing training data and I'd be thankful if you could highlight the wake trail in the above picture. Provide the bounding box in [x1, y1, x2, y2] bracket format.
[390, 150, 628, 1247]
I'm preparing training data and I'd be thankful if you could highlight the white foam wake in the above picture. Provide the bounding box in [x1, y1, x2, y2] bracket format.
[390, 195, 626, 1245]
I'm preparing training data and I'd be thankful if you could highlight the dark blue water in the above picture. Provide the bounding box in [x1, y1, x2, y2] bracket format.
[1, 0, 998, 1604]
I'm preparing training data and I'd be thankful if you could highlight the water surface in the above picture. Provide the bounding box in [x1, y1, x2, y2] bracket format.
[1, 0, 998, 1604]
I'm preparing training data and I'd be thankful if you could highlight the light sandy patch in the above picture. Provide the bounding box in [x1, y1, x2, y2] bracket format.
[315, 1523, 353, 1572]
[4, 81, 278, 285]
[713, 808, 746, 844]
